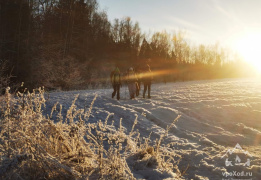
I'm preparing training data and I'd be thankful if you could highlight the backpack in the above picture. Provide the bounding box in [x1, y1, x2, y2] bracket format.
[111, 68, 121, 85]
[113, 72, 120, 84]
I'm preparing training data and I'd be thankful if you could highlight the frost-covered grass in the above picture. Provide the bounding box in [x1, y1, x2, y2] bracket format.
[0, 87, 182, 180]
[1, 78, 260, 179]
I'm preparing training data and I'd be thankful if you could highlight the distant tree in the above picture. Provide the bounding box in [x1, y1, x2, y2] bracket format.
[150, 31, 170, 61]
[0, 0, 255, 90]
[139, 38, 152, 60]
[110, 17, 142, 65]
[0, 0, 32, 84]
[171, 30, 188, 64]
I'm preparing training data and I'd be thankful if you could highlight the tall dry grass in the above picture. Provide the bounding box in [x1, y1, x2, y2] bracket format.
[0, 60, 13, 94]
[0, 87, 182, 179]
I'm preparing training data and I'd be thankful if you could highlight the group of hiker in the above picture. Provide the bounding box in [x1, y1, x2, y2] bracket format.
[110, 64, 153, 100]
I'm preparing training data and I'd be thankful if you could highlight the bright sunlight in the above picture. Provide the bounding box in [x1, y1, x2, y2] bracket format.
[234, 32, 261, 74]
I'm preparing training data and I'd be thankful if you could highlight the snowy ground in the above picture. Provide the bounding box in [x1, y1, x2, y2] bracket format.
[45, 78, 261, 180]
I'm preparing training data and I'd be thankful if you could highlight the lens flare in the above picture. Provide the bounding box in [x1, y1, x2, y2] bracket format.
[234, 32, 261, 74]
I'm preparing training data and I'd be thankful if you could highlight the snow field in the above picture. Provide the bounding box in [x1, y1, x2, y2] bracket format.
[45, 78, 261, 179]
[1, 78, 260, 179]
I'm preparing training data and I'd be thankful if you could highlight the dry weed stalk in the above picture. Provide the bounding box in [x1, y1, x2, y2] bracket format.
[0, 87, 182, 180]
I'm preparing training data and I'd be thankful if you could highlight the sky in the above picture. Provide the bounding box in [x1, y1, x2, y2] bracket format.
[98, 0, 261, 72]
[98, 0, 261, 45]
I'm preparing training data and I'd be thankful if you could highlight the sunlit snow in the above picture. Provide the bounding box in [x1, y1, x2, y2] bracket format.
[45, 78, 261, 179]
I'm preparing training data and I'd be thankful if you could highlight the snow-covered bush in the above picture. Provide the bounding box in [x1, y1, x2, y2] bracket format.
[0, 87, 182, 179]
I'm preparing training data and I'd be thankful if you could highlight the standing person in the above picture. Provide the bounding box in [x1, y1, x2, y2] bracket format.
[110, 67, 121, 100]
[135, 67, 141, 96]
[143, 64, 153, 99]
[127, 67, 137, 99]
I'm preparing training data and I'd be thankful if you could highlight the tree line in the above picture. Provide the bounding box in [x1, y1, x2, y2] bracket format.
[0, 0, 255, 91]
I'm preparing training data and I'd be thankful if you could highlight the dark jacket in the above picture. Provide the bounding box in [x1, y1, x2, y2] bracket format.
[142, 65, 153, 83]
[110, 68, 121, 85]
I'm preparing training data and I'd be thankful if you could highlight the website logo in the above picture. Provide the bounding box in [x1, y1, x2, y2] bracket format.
[221, 143, 253, 179]
[221, 143, 252, 167]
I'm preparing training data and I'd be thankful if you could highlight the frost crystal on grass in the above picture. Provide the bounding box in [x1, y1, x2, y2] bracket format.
[0, 87, 182, 180]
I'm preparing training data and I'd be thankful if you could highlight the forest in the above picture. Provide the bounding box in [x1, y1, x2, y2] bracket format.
[0, 0, 256, 91]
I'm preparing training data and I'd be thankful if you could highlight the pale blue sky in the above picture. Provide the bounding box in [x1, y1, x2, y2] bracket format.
[98, 0, 261, 51]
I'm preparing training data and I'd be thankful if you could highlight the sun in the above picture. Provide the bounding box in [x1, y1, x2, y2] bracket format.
[233, 32, 261, 74]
